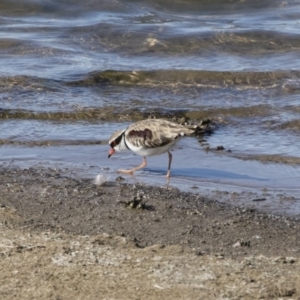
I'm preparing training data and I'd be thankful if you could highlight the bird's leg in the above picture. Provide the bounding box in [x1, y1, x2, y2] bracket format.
[118, 157, 147, 175]
[166, 151, 172, 177]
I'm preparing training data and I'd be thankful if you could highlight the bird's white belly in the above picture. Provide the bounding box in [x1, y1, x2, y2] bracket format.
[129, 141, 176, 156]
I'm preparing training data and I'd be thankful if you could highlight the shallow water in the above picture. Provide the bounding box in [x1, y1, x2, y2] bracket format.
[1, 136, 300, 218]
[1, 0, 300, 216]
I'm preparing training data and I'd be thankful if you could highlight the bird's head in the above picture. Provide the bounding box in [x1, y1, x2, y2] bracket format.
[108, 129, 126, 158]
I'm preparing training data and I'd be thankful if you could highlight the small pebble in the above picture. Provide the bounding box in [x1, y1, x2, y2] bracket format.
[94, 174, 109, 185]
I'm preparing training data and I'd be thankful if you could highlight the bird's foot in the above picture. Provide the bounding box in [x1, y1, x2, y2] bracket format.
[117, 169, 134, 175]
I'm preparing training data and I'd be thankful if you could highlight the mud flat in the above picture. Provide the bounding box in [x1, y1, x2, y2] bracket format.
[1, 166, 300, 299]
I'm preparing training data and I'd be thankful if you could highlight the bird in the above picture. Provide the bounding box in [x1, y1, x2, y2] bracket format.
[108, 118, 199, 177]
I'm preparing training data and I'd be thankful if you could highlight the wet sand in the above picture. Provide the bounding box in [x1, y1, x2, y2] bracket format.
[1, 166, 300, 299]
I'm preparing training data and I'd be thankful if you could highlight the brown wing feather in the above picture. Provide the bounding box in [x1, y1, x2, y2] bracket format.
[125, 119, 195, 148]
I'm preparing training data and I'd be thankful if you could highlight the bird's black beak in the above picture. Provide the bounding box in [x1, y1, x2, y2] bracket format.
[108, 148, 115, 158]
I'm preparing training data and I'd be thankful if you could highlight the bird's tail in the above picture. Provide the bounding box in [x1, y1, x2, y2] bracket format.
[183, 119, 212, 136]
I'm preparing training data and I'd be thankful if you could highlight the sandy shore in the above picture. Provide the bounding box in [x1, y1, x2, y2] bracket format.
[1, 166, 300, 299]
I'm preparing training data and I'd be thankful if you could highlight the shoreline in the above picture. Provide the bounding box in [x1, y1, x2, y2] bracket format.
[1, 166, 300, 298]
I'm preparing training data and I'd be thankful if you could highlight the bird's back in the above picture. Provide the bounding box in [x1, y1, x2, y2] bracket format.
[125, 119, 195, 150]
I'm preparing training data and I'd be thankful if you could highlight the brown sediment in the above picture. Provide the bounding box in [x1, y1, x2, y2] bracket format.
[231, 153, 300, 165]
[1, 166, 300, 256]
[0, 104, 274, 123]
[0, 107, 122, 122]
[0, 139, 105, 147]
[185, 104, 275, 120]
[279, 119, 300, 131]
[1, 166, 300, 299]
[204, 146, 300, 165]
[68, 69, 300, 88]
[2, 70, 300, 90]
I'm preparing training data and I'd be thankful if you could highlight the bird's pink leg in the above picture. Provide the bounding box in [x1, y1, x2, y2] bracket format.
[118, 157, 147, 175]
[166, 151, 172, 177]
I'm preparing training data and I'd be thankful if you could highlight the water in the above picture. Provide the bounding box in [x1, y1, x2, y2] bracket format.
[1, 0, 300, 217]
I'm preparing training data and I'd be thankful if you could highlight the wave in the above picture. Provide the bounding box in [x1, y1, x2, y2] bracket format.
[279, 119, 300, 131]
[68, 69, 300, 90]
[0, 105, 277, 122]
[2, 69, 300, 91]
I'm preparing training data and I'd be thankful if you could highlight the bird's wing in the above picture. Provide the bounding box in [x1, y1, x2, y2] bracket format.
[125, 119, 193, 148]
